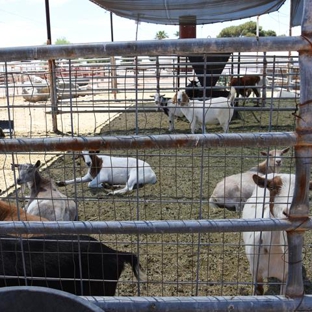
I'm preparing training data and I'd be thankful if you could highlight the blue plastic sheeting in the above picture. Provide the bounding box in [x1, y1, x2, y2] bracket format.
[291, 0, 303, 26]
[90, 0, 286, 25]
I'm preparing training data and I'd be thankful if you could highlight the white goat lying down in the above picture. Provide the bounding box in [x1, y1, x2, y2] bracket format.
[209, 147, 290, 212]
[242, 173, 296, 295]
[12, 161, 78, 221]
[56, 151, 157, 195]
[152, 93, 184, 132]
[174, 87, 236, 134]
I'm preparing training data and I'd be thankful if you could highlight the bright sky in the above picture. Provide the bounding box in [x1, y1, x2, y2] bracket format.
[0, 0, 301, 47]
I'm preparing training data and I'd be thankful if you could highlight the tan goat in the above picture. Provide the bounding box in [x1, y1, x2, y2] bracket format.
[209, 147, 290, 212]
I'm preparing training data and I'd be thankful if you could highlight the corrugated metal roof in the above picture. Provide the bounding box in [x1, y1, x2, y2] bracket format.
[89, 0, 288, 25]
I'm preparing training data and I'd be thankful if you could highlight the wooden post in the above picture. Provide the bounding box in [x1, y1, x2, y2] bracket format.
[179, 16, 196, 39]
[178, 16, 196, 86]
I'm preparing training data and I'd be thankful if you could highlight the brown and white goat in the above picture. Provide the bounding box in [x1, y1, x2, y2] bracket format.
[209, 147, 290, 212]
[56, 151, 157, 195]
[152, 93, 184, 132]
[174, 87, 236, 134]
[12, 160, 78, 221]
[242, 173, 295, 295]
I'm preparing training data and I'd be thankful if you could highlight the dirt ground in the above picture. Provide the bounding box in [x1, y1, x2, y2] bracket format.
[0, 92, 132, 195]
[6, 95, 309, 297]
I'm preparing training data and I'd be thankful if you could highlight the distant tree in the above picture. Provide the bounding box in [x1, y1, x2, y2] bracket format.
[54, 37, 71, 45]
[264, 30, 278, 37]
[155, 31, 169, 40]
[217, 21, 276, 38]
[174, 31, 180, 38]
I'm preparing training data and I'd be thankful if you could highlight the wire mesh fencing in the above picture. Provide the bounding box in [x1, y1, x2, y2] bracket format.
[0, 38, 311, 311]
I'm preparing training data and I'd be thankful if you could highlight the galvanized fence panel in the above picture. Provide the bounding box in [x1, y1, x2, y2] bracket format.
[0, 4, 311, 310]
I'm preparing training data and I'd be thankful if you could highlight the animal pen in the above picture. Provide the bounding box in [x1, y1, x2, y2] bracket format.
[0, 4, 312, 312]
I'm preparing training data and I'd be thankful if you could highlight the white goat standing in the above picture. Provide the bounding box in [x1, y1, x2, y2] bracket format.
[152, 93, 184, 131]
[209, 147, 290, 212]
[174, 87, 236, 134]
[56, 151, 157, 195]
[242, 173, 295, 295]
[13, 161, 78, 221]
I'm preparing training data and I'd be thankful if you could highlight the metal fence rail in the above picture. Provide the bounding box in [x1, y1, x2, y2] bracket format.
[84, 295, 312, 312]
[0, 218, 311, 236]
[0, 37, 310, 62]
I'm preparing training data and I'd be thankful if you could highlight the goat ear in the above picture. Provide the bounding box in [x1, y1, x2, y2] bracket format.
[282, 147, 290, 155]
[35, 160, 41, 168]
[172, 93, 177, 104]
[11, 163, 18, 171]
[260, 151, 267, 156]
[252, 174, 266, 188]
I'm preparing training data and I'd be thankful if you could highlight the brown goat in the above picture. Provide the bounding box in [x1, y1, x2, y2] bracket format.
[0, 200, 48, 222]
[230, 75, 261, 98]
[0, 200, 48, 237]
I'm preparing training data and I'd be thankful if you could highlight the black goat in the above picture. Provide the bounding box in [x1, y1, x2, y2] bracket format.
[185, 79, 240, 120]
[185, 79, 230, 99]
[0, 234, 144, 296]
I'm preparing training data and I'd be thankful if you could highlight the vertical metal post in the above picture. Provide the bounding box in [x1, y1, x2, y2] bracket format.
[110, 12, 114, 42]
[286, 0, 312, 297]
[110, 12, 117, 99]
[287, 1, 293, 92]
[262, 52, 267, 107]
[45, 0, 58, 133]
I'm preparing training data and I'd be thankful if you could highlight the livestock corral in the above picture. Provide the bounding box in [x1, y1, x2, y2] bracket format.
[0, 35, 311, 311]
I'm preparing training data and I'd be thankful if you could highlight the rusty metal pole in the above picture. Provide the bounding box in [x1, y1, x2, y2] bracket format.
[286, 0, 312, 298]
[45, 0, 58, 133]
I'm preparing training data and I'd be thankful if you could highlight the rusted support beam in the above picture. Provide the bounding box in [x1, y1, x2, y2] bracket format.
[286, 0, 312, 298]
[0, 132, 296, 153]
[48, 59, 58, 133]
[286, 232, 305, 297]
